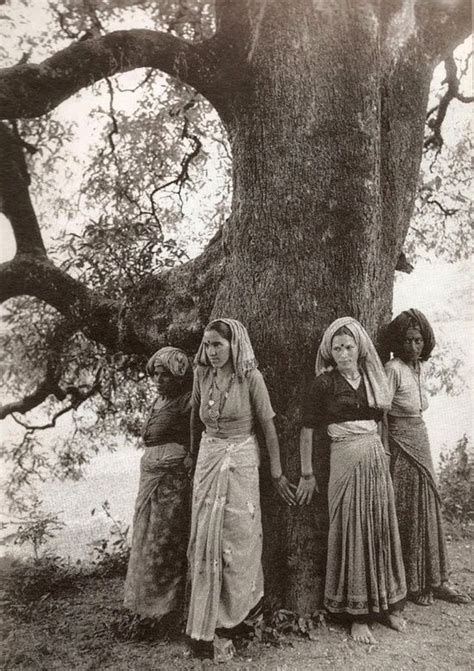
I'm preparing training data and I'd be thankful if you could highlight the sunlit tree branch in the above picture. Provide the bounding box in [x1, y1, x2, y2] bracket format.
[0, 29, 226, 119]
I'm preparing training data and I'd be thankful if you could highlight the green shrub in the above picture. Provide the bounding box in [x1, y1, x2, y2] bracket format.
[1, 499, 83, 615]
[438, 435, 473, 529]
[11, 498, 64, 560]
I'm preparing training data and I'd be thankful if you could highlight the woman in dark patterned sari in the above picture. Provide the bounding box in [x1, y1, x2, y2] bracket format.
[298, 317, 407, 645]
[384, 309, 470, 606]
[124, 346, 192, 627]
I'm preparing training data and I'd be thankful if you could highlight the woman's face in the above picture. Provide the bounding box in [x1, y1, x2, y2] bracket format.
[331, 334, 359, 373]
[202, 329, 231, 370]
[401, 326, 424, 363]
[152, 364, 182, 398]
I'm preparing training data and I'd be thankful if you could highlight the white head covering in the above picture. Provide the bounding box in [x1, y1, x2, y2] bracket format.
[194, 318, 257, 381]
[315, 316, 391, 410]
[146, 346, 190, 377]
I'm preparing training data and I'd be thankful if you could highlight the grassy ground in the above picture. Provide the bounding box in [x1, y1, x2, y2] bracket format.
[1, 538, 473, 670]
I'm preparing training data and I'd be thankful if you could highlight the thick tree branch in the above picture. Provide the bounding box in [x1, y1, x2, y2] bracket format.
[10, 378, 101, 429]
[0, 228, 225, 356]
[0, 122, 46, 255]
[0, 30, 225, 119]
[0, 254, 122, 350]
[117, 227, 226, 354]
[0, 378, 65, 420]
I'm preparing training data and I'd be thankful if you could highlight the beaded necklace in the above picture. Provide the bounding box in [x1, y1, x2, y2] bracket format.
[340, 369, 362, 390]
[207, 370, 235, 425]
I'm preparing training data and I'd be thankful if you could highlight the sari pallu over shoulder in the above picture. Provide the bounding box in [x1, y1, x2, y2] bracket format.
[387, 416, 438, 489]
[387, 416, 449, 595]
[325, 432, 406, 616]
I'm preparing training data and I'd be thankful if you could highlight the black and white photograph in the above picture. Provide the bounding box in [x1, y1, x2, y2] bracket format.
[0, 1, 472, 668]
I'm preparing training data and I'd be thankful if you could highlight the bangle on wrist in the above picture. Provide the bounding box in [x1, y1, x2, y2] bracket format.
[271, 473, 283, 481]
[301, 472, 314, 480]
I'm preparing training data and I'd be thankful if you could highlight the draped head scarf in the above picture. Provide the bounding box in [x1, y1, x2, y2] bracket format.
[315, 316, 391, 410]
[384, 308, 435, 361]
[194, 318, 258, 381]
[146, 346, 191, 378]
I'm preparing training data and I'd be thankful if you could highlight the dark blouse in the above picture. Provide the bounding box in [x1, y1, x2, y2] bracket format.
[302, 370, 382, 428]
[141, 392, 191, 448]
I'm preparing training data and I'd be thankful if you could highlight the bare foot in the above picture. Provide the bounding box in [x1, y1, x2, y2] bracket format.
[433, 583, 471, 604]
[411, 590, 434, 606]
[386, 613, 406, 631]
[351, 622, 376, 645]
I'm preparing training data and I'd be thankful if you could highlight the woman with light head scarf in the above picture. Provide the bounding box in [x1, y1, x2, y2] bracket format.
[384, 309, 470, 606]
[124, 346, 192, 632]
[297, 317, 406, 645]
[186, 318, 293, 659]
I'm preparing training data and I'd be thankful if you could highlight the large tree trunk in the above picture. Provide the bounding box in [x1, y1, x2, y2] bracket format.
[210, 0, 434, 613]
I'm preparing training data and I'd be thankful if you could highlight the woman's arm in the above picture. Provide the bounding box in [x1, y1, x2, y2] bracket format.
[189, 406, 203, 465]
[295, 426, 318, 505]
[260, 417, 296, 506]
[380, 414, 391, 464]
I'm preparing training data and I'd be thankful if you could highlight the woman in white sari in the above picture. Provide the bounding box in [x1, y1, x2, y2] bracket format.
[186, 318, 293, 658]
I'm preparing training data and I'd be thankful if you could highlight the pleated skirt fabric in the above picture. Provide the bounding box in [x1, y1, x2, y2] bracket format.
[324, 432, 406, 616]
[186, 433, 263, 641]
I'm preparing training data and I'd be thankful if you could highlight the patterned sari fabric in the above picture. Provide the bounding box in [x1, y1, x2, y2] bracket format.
[388, 416, 449, 595]
[325, 432, 406, 616]
[124, 444, 190, 619]
[186, 434, 263, 642]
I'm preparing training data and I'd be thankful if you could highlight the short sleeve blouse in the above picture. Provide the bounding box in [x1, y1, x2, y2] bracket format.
[192, 366, 275, 438]
[302, 370, 383, 428]
[385, 357, 429, 417]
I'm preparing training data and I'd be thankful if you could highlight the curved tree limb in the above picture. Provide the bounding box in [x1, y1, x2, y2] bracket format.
[0, 29, 226, 120]
[10, 376, 101, 429]
[0, 254, 122, 350]
[425, 53, 474, 151]
[0, 227, 225, 356]
[0, 122, 46, 255]
[0, 377, 65, 420]
[0, 320, 73, 420]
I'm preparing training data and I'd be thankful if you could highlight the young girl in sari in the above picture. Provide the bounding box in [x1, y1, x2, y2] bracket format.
[384, 309, 470, 606]
[298, 317, 406, 644]
[186, 318, 293, 657]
